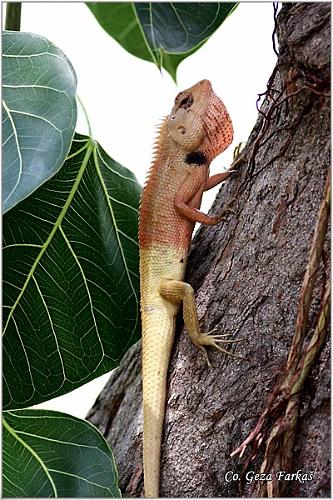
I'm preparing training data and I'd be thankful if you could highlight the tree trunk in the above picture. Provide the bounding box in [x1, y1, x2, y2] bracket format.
[87, 3, 330, 497]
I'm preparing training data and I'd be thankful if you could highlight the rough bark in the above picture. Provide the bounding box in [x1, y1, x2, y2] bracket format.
[87, 4, 330, 497]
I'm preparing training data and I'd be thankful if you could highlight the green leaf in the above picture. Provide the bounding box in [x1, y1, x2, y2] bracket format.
[3, 134, 141, 410]
[3, 409, 121, 497]
[2, 31, 77, 213]
[86, 2, 238, 81]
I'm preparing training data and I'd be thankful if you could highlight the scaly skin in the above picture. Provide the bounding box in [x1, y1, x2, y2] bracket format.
[139, 80, 235, 497]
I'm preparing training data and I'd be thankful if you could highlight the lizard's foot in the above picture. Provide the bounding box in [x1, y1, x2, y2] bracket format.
[192, 329, 245, 366]
[233, 142, 243, 160]
[215, 198, 237, 223]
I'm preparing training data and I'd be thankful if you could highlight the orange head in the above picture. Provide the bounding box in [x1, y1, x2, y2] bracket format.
[167, 79, 233, 164]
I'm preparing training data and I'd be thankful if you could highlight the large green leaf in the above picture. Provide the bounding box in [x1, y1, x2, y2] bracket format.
[87, 2, 238, 81]
[3, 134, 141, 410]
[3, 409, 121, 497]
[2, 31, 77, 213]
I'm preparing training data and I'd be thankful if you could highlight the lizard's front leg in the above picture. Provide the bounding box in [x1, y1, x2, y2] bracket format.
[170, 166, 243, 363]
[174, 166, 233, 226]
[204, 153, 245, 191]
[159, 279, 242, 365]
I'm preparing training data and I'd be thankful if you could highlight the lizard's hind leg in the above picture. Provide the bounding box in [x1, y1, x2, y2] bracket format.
[159, 279, 244, 365]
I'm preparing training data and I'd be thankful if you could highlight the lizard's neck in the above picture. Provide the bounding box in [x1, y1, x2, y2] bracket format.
[150, 118, 185, 170]
[139, 119, 199, 251]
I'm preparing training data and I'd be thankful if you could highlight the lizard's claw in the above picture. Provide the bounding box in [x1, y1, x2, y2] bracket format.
[193, 329, 246, 366]
[216, 198, 238, 223]
[226, 169, 237, 179]
[233, 142, 243, 160]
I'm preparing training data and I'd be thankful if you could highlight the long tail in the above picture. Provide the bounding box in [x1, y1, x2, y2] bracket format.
[142, 306, 175, 498]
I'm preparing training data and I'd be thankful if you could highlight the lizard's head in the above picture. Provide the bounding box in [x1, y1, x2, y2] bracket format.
[167, 79, 233, 163]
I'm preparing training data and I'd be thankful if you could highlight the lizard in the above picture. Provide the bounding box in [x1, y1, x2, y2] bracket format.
[139, 79, 241, 498]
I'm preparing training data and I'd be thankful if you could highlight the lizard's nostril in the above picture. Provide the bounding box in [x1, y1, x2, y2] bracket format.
[178, 126, 186, 135]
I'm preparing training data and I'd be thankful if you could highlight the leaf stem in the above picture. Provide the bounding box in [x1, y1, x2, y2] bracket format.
[5, 3, 21, 31]
[76, 95, 93, 140]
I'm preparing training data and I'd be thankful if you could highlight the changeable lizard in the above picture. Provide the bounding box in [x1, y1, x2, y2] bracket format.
[139, 80, 239, 497]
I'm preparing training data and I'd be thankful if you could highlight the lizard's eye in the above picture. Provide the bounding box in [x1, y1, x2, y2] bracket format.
[179, 95, 193, 109]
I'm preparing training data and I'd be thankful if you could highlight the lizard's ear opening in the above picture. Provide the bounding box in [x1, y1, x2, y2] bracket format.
[168, 93, 204, 150]
[167, 110, 205, 151]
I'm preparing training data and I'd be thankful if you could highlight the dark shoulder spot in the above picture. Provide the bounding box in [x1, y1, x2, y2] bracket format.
[185, 151, 207, 165]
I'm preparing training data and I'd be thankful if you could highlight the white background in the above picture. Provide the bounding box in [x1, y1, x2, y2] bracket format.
[10, 2, 277, 418]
